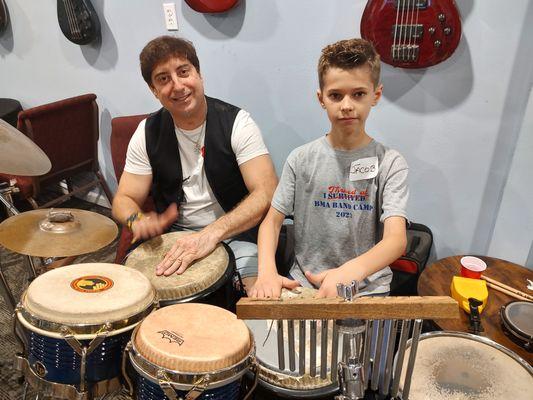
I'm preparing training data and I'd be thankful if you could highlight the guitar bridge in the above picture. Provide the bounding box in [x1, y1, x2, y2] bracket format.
[394, 0, 428, 10]
[392, 24, 424, 41]
[391, 45, 420, 62]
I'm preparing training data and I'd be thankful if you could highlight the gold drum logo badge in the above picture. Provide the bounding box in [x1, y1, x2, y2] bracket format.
[70, 276, 114, 293]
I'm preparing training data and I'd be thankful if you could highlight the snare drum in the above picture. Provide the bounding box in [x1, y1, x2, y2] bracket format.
[124, 303, 256, 400]
[397, 331, 533, 400]
[125, 231, 239, 311]
[500, 301, 533, 351]
[245, 287, 341, 399]
[14, 263, 155, 398]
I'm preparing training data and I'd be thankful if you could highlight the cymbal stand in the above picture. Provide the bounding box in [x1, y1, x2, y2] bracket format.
[0, 180, 38, 313]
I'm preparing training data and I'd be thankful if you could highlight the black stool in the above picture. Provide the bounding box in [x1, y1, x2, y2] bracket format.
[0, 98, 22, 127]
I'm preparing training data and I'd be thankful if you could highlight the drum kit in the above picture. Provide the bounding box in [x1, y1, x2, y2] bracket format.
[2, 119, 533, 400]
[0, 120, 118, 311]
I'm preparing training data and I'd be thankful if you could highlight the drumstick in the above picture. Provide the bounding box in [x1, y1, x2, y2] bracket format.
[481, 275, 533, 301]
[485, 282, 532, 302]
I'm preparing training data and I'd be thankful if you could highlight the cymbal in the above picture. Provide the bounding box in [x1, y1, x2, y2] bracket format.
[0, 208, 118, 257]
[0, 119, 51, 176]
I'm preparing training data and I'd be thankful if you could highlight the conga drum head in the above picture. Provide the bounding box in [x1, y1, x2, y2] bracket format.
[19, 263, 155, 335]
[129, 303, 254, 389]
[125, 232, 231, 304]
[245, 287, 340, 395]
[501, 301, 533, 349]
[397, 332, 533, 400]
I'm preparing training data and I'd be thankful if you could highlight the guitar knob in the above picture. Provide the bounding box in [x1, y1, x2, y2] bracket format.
[443, 27, 452, 35]
[438, 13, 446, 22]
[434, 40, 442, 48]
[428, 27, 436, 35]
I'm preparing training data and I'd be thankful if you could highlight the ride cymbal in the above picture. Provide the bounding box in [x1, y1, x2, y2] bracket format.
[0, 208, 118, 257]
[0, 119, 51, 176]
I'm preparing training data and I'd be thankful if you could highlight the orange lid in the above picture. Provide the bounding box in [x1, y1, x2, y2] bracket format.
[135, 303, 251, 372]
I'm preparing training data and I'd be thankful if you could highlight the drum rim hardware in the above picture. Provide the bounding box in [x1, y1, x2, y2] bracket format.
[500, 301, 533, 350]
[16, 297, 157, 337]
[14, 354, 122, 400]
[124, 324, 257, 392]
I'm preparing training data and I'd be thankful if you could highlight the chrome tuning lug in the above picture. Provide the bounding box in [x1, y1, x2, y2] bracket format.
[337, 280, 359, 302]
[336, 360, 366, 400]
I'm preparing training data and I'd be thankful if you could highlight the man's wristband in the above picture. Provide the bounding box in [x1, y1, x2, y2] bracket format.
[126, 212, 143, 232]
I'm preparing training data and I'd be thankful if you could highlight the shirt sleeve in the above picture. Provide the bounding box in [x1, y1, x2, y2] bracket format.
[271, 151, 297, 216]
[231, 110, 269, 165]
[123, 119, 153, 175]
[380, 150, 409, 222]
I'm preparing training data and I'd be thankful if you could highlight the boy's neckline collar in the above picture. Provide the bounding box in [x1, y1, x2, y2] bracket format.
[323, 134, 375, 153]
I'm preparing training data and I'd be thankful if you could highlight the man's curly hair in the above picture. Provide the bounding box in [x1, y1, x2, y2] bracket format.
[318, 39, 380, 89]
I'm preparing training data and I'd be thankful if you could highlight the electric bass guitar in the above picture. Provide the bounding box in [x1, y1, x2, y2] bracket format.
[57, 0, 100, 45]
[185, 0, 239, 13]
[360, 0, 461, 68]
[0, 0, 8, 34]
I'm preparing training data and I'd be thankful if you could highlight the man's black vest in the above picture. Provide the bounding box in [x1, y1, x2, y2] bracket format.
[145, 96, 255, 240]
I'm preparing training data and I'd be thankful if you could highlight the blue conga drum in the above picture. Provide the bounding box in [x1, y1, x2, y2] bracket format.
[15, 263, 156, 398]
[124, 303, 256, 400]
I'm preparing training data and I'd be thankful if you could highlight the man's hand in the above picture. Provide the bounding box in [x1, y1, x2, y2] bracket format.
[249, 272, 300, 299]
[131, 203, 179, 243]
[305, 267, 365, 298]
[156, 230, 219, 276]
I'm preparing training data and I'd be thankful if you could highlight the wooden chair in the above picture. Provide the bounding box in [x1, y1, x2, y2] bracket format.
[0, 94, 112, 209]
[109, 114, 152, 263]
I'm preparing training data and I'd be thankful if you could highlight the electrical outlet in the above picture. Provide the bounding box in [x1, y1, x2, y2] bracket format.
[163, 3, 178, 31]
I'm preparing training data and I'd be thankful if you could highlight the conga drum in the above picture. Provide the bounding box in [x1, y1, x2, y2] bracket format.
[245, 288, 342, 399]
[396, 331, 533, 399]
[14, 263, 156, 398]
[124, 303, 256, 399]
[125, 232, 239, 311]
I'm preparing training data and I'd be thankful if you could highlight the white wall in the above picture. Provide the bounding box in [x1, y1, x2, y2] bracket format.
[1, 0, 532, 266]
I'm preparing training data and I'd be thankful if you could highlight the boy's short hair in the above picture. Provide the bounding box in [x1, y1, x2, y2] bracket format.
[140, 36, 200, 86]
[318, 38, 381, 89]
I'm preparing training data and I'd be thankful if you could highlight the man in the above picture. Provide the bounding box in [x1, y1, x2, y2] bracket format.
[112, 36, 277, 293]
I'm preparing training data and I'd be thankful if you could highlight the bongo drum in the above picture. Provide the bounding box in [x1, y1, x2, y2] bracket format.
[245, 287, 342, 399]
[14, 263, 155, 399]
[500, 301, 533, 351]
[124, 303, 256, 400]
[396, 331, 533, 400]
[125, 231, 239, 311]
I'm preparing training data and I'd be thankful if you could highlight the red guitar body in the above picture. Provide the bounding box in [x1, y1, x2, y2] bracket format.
[185, 0, 239, 13]
[361, 0, 461, 68]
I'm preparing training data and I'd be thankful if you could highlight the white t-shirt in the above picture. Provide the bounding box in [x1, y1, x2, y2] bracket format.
[124, 109, 269, 229]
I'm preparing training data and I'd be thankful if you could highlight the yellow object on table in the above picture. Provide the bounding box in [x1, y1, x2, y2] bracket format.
[450, 276, 488, 314]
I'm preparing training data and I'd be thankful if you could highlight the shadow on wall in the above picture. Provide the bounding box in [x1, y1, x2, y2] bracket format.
[79, 0, 118, 70]
[381, 36, 473, 113]
[180, 0, 277, 41]
[180, 0, 246, 39]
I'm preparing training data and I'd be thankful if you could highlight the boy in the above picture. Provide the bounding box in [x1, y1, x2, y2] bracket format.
[250, 38, 408, 298]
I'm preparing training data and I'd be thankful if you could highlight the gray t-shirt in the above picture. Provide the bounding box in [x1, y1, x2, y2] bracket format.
[272, 136, 408, 295]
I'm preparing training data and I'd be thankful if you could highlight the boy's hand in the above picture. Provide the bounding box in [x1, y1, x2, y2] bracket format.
[249, 272, 300, 299]
[305, 267, 364, 298]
